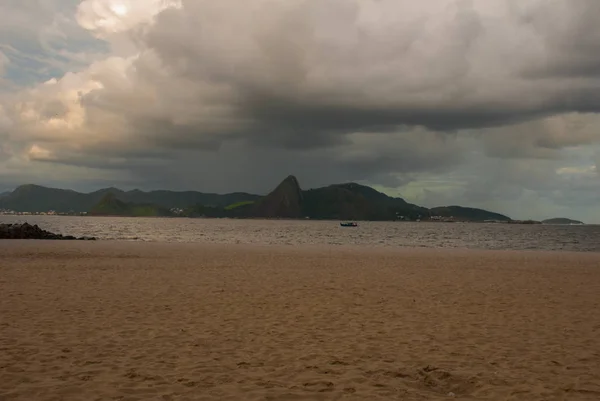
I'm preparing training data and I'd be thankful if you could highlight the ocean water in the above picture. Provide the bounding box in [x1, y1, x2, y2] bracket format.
[1, 215, 599, 252]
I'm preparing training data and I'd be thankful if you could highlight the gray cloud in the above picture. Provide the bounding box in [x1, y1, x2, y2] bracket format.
[132, 0, 600, 143]
[403, 141, 600, 222]
[478, 113, 600, 160]
[0, 50, 8, 76]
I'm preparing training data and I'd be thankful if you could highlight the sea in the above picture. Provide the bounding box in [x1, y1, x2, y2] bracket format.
[1, 215, 599, 252]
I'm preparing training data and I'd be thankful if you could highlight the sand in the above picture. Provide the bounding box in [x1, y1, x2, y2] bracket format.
[1, 241, 599, 401]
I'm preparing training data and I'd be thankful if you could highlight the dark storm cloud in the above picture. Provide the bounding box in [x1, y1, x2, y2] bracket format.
[3, 0, 600, 223]
[106, 0, 600, 156]
[241, 94, 546, 140]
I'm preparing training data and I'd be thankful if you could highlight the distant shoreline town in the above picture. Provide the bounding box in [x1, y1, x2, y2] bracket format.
[0, 209, 583, 226]
[0, 209, 87, 216]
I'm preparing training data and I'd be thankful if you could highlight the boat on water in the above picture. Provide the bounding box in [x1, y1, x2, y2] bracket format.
[340, 222, 358, 227]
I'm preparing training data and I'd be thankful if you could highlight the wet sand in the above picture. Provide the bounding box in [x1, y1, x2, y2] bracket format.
[1, 241, 599, 400]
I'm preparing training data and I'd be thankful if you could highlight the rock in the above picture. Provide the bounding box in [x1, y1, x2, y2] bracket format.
[0, 222, 94, 240]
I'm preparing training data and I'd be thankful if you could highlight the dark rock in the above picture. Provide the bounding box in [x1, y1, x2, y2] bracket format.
[0, 223, 93, 240]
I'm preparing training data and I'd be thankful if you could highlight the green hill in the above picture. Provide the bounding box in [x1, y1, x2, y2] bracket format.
[0, 184, 98, 212]
[89, 193, 173, 217]
[224, 201, 256, 210]
[302, 182, 428, 220]
[0, 184, 260, 213]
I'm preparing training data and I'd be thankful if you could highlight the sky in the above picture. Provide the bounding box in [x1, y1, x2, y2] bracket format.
[1, 0, 600, 222]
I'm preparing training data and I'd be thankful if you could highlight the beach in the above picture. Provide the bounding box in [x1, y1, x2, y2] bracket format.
[1, 241, 599, 400]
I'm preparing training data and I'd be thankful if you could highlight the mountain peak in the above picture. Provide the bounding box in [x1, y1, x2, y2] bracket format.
[91, 187, 125, 195]
[254, 175, 303, 218]
[12, 184, 78, 195]
[282, 175, 300, 186]
[13, 184, 45, 192]
[90, 193, 129, 216]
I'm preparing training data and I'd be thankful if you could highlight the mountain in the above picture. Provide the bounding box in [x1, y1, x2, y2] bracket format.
[542, 218, 584, 225]
[246, 176, 427, 220]
[245, 176, 428, 220]
[253, 175, 304, 218]
[302, 182, 428, 220]
[0, 184, 260, 213]
[0, 184, 98, 212]
[429, 206, 511, 222]
[0, 177, 512, 222]
[89, 193, 173, 217]
[0, 191, 11, 199]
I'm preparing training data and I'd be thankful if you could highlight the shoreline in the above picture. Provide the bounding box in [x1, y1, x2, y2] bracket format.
[3, 238, 600, 256]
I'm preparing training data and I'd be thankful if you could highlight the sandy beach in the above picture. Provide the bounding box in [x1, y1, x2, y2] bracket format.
[1, 241, 599, 401]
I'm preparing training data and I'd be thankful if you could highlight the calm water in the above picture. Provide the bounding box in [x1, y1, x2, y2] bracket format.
[2, 215, 599, 252]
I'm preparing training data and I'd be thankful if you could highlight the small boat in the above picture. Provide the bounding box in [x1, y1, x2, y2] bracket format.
[340, 222, 358, 227]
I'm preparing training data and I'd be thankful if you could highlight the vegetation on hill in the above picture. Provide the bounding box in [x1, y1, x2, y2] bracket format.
[120, 190, 260, 209]
[224, 201, 256, 210]
[302, 183, 428, 220]
[185, 201, 256, 218]
[89, 193, 173, 217]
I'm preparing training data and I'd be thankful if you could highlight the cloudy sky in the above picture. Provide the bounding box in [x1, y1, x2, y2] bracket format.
[1, 0, 600, 222]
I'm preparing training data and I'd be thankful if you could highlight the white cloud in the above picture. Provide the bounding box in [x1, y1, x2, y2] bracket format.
[76, 0, 182, 37]
[556, 165, 597, 177]
[27, 144, 54, 161]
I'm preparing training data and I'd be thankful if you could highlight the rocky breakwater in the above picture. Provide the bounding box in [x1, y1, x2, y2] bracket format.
[0, 223, 96, 240]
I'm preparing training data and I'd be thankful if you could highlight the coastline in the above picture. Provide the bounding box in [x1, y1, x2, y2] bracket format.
[1, 242, 599, 400]
[3, 238, 600, 256]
